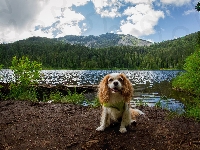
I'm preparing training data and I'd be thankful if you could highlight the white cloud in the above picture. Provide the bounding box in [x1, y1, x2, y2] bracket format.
[183, 9, 196, 15]
[35, 6, 85, 38]
[0, 0, 45, 42]
[165, 9, 171, 16]
[0, 0, 90, 43]
[124, 0, 155, 4]
[27, 0, 90, 38]
[118, 4, 164, 37]
[91, 0, 165, 37]
[160, 0, 191, 6]
[92, 0, 122, 18]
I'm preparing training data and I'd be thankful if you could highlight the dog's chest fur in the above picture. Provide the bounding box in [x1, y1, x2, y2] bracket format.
[104, 92, 125, 121]
[109, 92, 124, 103]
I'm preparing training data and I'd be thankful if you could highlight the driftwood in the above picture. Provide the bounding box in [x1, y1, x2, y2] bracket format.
[0, 82, 98, 94]
[0, 82, 98, 101]
[37, 84, 98, 91]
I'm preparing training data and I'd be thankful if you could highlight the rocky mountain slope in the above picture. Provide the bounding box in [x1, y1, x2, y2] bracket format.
[57, 33, 152, 48]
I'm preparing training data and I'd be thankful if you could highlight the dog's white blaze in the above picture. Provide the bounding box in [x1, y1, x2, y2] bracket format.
[109, 73, 120, 77]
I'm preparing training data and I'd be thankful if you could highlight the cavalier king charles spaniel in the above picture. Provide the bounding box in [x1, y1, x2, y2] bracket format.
[96, 73, 144, 133]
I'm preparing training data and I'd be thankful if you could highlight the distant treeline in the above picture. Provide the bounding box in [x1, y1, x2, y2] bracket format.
[0, 32, 199, 70]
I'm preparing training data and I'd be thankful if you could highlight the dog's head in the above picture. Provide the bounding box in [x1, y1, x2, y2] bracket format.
[98, 73, 133, 103]
[107, 73, 124, 93]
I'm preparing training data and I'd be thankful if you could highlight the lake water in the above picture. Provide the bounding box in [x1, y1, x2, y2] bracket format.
[0, 69, 185, 113]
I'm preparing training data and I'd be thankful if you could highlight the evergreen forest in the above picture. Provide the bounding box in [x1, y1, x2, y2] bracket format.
[0, 31, 199, 70]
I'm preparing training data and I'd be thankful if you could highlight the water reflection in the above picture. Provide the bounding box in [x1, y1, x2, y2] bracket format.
[0, 69, 184, 113]
[132, 81, 185, 114]
[0, 69, 182, 85]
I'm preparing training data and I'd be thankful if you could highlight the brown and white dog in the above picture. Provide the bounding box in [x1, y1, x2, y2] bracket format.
[96, 73, 144, 133]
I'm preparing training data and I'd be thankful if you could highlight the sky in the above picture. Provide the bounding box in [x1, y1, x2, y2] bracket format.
[0, 0, 199, 43]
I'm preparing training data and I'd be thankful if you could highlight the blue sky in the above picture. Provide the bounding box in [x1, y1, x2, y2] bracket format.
[0, 0, 199, 43]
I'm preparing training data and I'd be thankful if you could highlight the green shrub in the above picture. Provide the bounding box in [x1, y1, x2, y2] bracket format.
[172, 48, 200, 95]
[9, 56, 42, 101]
[184, 98, 200, 121]
[186, 106, 200, 121]
[173, 47, 200, 121]
[10, 56, 42, 85]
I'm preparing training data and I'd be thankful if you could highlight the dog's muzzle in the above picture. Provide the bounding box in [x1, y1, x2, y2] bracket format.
[110, 87, 121, 93]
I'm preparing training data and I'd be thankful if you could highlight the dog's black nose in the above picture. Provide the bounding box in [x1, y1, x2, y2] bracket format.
[113, 81, 118, 86]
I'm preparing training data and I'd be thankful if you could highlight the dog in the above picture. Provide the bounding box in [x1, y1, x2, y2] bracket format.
[96, 73, 144, 133]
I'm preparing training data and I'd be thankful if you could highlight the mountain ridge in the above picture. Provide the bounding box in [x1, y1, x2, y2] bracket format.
[56, 33, 152, 48]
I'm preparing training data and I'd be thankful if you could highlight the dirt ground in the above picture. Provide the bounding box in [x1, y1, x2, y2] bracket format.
[0, 100, 200, 150]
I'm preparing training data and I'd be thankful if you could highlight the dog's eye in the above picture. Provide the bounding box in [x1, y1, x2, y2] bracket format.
[118, 78, 123, 82]
[108, 78, 113, 82]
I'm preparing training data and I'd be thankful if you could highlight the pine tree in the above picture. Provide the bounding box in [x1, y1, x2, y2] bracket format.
[195, 2, 200, 11]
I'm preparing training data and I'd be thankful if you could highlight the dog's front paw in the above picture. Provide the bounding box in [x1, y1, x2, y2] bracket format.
[96, 126, 105, 131]
[119, 127, 127, 133]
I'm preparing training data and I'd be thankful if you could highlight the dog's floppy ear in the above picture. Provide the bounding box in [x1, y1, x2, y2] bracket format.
[120, 73, 133, 102]
[98, 74, 110, 103]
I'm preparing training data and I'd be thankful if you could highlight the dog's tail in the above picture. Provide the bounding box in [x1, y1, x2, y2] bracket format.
[130, 108, 146, 122]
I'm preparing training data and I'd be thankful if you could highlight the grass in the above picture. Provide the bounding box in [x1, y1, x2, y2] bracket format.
[43, 89, 101, 107]
[155, 99, 162, 108]
[135, 98, 148, 107]
[49, 90, 85, 104]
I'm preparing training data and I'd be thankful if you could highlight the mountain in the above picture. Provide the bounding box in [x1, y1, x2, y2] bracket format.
[57, 33, 152, 48]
